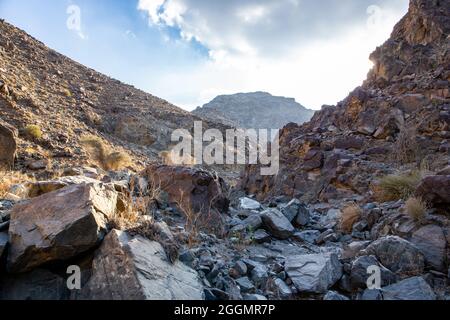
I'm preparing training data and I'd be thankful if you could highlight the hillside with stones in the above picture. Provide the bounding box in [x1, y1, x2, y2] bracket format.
[0, 0, 450, 301]
[193, 92, 314, 130]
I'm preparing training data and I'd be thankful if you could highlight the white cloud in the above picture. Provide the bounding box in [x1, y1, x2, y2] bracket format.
[137, 0, 409, 110]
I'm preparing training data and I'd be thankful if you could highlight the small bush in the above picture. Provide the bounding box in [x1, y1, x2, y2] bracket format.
[24, 125, 42, 140]
[393, 125, 420, 165]
[340, 204, 362, 234]
[405, 197, 427, 222]
[81, 136, 131, 171]
[376, 172, 422, 202]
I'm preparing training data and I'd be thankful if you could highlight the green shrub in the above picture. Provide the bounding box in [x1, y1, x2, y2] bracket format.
[377, 172, 422, 201]
[24, 125, 43, 140]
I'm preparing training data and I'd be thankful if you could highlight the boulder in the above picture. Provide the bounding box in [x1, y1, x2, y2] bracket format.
[272, 278, 292, 299]
[0, 269, 68, 300]
[142, 165, 229, 215]
[411, 225, 447, 271]
[239, 197, 261, 211]
[280, 199, 310, 226]
[261, 209, 295, 239]
[253, 229, 271, 244]
[0, 119, 17, 170]
[26, 176, 101, 198]
[382, 277, 436, 300]
[350, 255, 397, 289]
[79, 230, 204, 300]
[242, 214, 263, 230]
[323, 291, 349, 301]
[236, 277, 255, 293]
[415, 175, 450, 206]
[293, 230, 321, 244]
[7, 183, 118, 273]
[285, 253, 343, 294]
[362, 236, 425, 277]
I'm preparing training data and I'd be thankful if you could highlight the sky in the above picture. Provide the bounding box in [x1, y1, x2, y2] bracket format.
[0, 0, 409, 111]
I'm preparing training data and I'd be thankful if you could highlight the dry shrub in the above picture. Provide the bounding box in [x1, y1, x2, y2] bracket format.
[0, 171, 32, 198]
[340, 204, 362, 234]
[405, 197, 427, 222]
[393, 125, 420, 164]
[376, 172, 422, 202]
[24, 125, 42, 140]
[81, 136, 131, 171]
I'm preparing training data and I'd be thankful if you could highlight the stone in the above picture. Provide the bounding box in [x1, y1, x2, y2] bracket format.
[295, 205, 311, 227]
[0, 269, 68, 300]
[0, 231, 8, 257]
[272, 278, 293, 299]
[342, 241, 371, 259]
[382, 277, 436, 300]
[362, 236, 425, 277]
[334, 136, 365, 150]
[293, 230, 321, 244]
[79, 230, 204, 300]
[253, 229, 271, 244]
[416, 175, 450, 206]
[0, 119, 17, 170]
[239, 197, 261, 211]
[236, 277, 255, 293]
[285, 253, 343, 294]
[26, 159, 49, 170]
[411, 225, 447, 271]
[280, 199, 309, 226]
[142, 165, 229, 216]
[360, 289, 383, 300]
[233, 261, 248, 277]
[302, 149, 324, 171]
[26, 175, 100, 198]
[350, 255, 397, 289]
[323, 291, 349, 301]
[243, 294, 267, 301]
[261, 209, 294, 240]
[243, 214, 263, 230]
[7, 183, 118, 273]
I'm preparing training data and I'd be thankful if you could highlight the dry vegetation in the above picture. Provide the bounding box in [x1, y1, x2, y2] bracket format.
[24, 124, 42, 140]
[393, 125, 420, 165]
[340, 203, 362, 233]
[81, 136, 131, 171]
[374, 171, 422, 202]
[405, 197, 427, 222]
[0, 171, 32, 199]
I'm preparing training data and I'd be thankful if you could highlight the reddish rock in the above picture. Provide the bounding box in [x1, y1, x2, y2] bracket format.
[415, 175, 450, 206]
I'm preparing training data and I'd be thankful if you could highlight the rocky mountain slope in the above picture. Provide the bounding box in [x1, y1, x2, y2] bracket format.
[193, 92, 314, 129]
[0, 19, 229, 175]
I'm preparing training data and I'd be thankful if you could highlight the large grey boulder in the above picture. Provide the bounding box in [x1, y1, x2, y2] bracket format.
[411, 225, 447, 272]
[350, 255, 397, 289]
[261, 209, 294, 239]
[79, 230, 204, 300]
[280, 199, 310, 226]
[362, 236, 425, 276]
[285, 253, 343, 294]
[239, 197, 261, 211]
[7, 183, 118, 273]
[382, 277, 436, 300]
[0, 119, 17, 170]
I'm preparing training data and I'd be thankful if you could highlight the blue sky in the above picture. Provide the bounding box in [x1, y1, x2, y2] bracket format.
[0, 0, 409, 110]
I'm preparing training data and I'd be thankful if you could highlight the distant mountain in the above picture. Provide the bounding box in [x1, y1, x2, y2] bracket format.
[192, 92, 315, 130]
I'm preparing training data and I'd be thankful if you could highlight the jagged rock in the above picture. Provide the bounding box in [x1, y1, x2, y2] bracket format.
[280, 199, 310, 226]
[250, 264, 269, 288]
[360, 289, 383, 301]
[25, 176, 100, 198]
[7, 183, 118, 273]
[0, 119, 17, 170]
[293, 230, 321, 244]
[232, 261, 248, 277]
[382, 277, 436, 301]
[285, 253, 343, 294]
[0, 269, 68, 300]
[25, 159, 49, 170]
[236, 277, 255, 293]
[79, 230, 204, 300]
[342, 241, 371, 259]
[350, 255, 397, 289]
[323, 291, 349, 301]
[242, 214, 263, 230]
[416, 175, 450, 206]
[272, 278, 292, 299]
[239, 197, 261, 211]
[261, 209, 294, 239]
[411, 225, 447, 271]
[0, 231, 8, 257]
[243, 294, 267, 301]
[142, 165, 229, 216]
[362, 236, 425, 277]
[253, 229, 271, 244]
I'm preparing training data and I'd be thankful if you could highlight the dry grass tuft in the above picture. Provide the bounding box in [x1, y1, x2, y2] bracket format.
[393, 125, 420, 165]
[405, 197, 427, 222]
[375, 171, 422, 202]
[81, 136, 131, 171]
[24, 125, 43, 140]
[0, 171, 32, 199]
[340, 204, 362, 234]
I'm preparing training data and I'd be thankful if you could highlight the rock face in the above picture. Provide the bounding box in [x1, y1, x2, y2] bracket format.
[240, 0, 450, 203]
[0, 118, 17, 170]
[193, 92, 314, 130]
[411, 225, 447, 271]
[260, 209, 294, 239]
[79, 230, 204, 300]
[382, 277, 436, 300]
[285, 253, 342, 294]
[362, 236, 425, 277]
[142, 165, 229, 216]
[7, 183, 118, 273]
